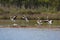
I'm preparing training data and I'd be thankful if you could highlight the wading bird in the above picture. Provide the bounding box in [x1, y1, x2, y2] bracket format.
[37, 17, 42, 25]
[48, 20, 53, 25]
[22, 15, 29, 22]
[37, 20, 42, 25]
[10, 15, 18, 26]
[10, 15, 17, 22]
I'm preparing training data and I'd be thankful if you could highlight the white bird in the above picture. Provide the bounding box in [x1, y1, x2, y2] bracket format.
[13, 23, 18, 26]
[37, 20, 42, 25]
[10, 16, 17, 22]
[22, 15, 29, 22]
[48, 20, 53, 24]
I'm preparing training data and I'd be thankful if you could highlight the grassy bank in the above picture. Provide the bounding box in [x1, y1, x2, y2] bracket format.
[0, 7, 60, 20]
[0, 20, 60, 27]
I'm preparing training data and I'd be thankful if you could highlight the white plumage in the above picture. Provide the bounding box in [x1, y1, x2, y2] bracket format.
[13, 23, 18, 26]
[48, 20, 53, 24]
[10, 16, 17, 22]
[37, 20, 42, 25]
[22, 15, 29, 22]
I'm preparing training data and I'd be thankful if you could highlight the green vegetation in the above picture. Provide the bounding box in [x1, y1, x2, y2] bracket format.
[0, 0, 60, 12]
[0, 0, 60, 27]
[0, 20, 60, 27]
[0, 0, 60, 20]
[0, 7, 60, 20]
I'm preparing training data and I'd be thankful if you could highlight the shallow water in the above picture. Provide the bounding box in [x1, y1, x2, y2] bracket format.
[0, 28, 60, 40]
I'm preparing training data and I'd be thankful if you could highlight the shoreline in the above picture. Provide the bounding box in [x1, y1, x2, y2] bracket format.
[0, 25, 60, 30]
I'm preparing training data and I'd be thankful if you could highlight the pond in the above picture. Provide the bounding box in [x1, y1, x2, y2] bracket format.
[0, 28, 60, 40]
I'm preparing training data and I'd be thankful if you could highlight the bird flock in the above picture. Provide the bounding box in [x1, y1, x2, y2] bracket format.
[10, 15, 53, 26]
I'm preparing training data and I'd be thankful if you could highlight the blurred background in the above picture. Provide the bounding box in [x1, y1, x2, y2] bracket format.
[0, 0, 60, 27]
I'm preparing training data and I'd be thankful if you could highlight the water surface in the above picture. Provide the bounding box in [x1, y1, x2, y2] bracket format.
[0, 28, 60, 40]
